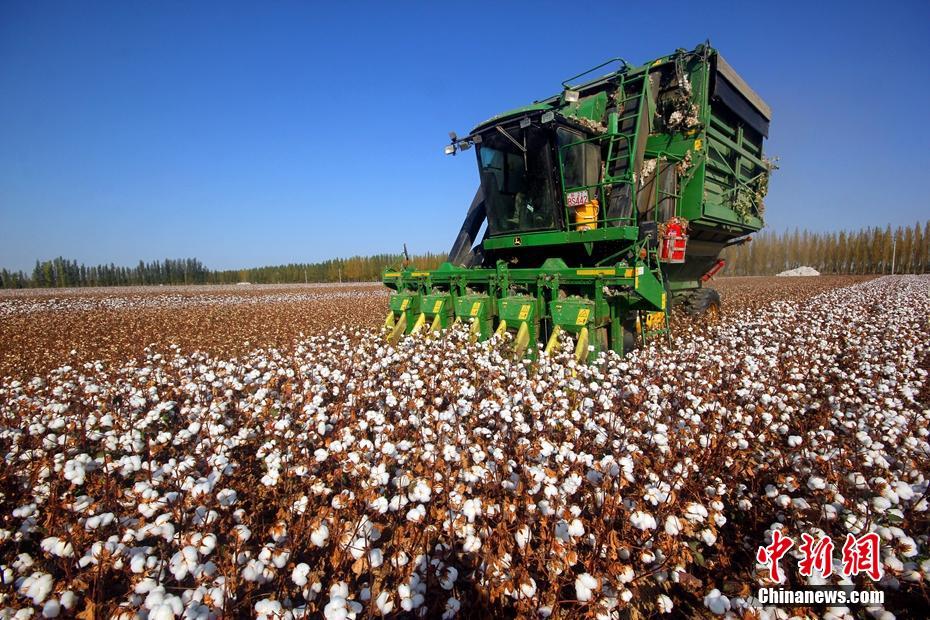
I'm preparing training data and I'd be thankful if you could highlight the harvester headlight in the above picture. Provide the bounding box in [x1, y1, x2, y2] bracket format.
[444, 144, 456, 156]
[564, 89, 580, 103]
[541, 111, 555, 124]
[519, 117, 531, 129]
[458, 141, 472, 151]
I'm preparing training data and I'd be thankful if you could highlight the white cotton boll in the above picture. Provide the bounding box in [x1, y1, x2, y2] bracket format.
[232, 524, 251, 542]
[439, 566, 458, 590]
[574, 573, 598, 602]
[42, 599, 61, 618]
[788, 435, 802, 447]
[292, 563, 311, 587]
[368, 548, 384, 568]
[703, 589, 730, 615]
[406, 504, 425, 523]
[685, 503, 708, 522]
[199, 533, 217, 556]
[40, 537, 74, 558]
[242, 560, 261, 581]
[217, 488, 237, 507]
[255, 599, 283, 620]
[808, 476, 827, 490]
[59, 592, 77, 610]
[894, 481, 914, 501]
[169, 546, 199, 581]
[272, 549, 290, 569]
[314, 448, 329, 462]
[519, 578, 537, 598]
[19, 571, 55, 604]
[665, 515, 682, 536]
[873, 497, 892, 513]
[149, 603, 178, 620]
[462, 498, 482, 523]
[463, 534, 482, 552]
[311, 522, 330, 547]
[700, 529, 717, 546]
[567, 518, 585, 537]
[657, 594, 673, 613]
[375, 591, 394, 615]
[515, 524, 532, 549]
[63, 459, 87, 485]
[443, 597, 461, 619]
[630, 511, 657, 531]
[408, 480, 432, 503]
[617, 564, 635, 584]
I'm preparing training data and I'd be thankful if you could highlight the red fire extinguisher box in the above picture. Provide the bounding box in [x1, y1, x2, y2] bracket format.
[659, 221, 688, 263]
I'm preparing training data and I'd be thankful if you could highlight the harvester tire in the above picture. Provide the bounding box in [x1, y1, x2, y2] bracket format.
[682, 287, 721, 322]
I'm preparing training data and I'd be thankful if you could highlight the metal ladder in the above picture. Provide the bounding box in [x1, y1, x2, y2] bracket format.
[603, 72, 651, 222]
[605, 73, 649, 181]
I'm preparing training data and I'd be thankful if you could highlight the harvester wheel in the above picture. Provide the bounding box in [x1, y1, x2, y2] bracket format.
[682, 288, 721, 323]
[620, 320, 637, 354]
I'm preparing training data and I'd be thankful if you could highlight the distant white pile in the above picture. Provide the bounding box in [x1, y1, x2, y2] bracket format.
[0, 276, 927, 619]
[776, 266, 821, 277]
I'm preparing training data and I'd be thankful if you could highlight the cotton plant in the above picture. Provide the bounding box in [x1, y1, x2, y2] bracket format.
[0, 276, 926, 617]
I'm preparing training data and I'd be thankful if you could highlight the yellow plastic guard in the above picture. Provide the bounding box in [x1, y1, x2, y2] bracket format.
[645, 311, 666, 332]
[514, 322, 530, 358]
[494, 320, 508, 338]
[574, 326, 589, 363]
[387, 311, 407, 345]
[430, 314, 442, 332]
[410, 312, 426, 334]
[544, 325, 563, 355]
[468, 318, 481, 343]
[384, 311, 395, 329]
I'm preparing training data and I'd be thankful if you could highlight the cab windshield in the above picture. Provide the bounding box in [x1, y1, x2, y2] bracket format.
[476, 127, 558, 236]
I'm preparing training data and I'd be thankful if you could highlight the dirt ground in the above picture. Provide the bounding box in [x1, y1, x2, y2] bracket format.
[0, 276, 873, 380]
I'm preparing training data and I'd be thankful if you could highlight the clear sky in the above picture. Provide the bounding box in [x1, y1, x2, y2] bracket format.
[1, 1, 928, 273]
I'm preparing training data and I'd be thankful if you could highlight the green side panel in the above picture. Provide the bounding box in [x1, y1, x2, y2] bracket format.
[453, 294, 494, 339]
[483, 225, 638, 250]
[563, 91, 608, 123]
[389, 292, 421, 331]
[550, 298, 596, 333]
[498, 296, 537, 324]
[422, 294, 454, 328]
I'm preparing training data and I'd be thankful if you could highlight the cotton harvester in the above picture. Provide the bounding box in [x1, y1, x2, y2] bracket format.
[383, 43, 772, 361]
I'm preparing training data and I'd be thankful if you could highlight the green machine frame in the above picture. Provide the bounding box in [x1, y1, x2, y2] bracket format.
[384, 43, 772, 361]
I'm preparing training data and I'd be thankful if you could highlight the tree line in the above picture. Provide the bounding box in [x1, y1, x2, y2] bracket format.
[722, 221, 929, 276]
[2, 221, 927, 289]
[0, 253, 446, 289]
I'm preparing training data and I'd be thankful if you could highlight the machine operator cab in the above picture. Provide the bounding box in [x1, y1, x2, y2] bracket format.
[457, 115, 603, 241]
[468, 117, 602, 238]
[446, 99, 618, 266]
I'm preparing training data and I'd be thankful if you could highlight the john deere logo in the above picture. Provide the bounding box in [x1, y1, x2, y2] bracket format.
[514, 237, 522, 246]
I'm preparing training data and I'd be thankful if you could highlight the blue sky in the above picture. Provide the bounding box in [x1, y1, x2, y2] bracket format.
[1, 1, 928, 272]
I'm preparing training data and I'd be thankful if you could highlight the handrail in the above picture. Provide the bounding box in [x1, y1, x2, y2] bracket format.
[561, 58, 628, 89]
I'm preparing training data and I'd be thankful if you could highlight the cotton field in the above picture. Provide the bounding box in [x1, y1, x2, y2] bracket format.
[0, 276, 927, 618]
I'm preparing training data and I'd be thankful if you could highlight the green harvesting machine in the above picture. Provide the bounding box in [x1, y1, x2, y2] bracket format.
[384, 43, 773, 361]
